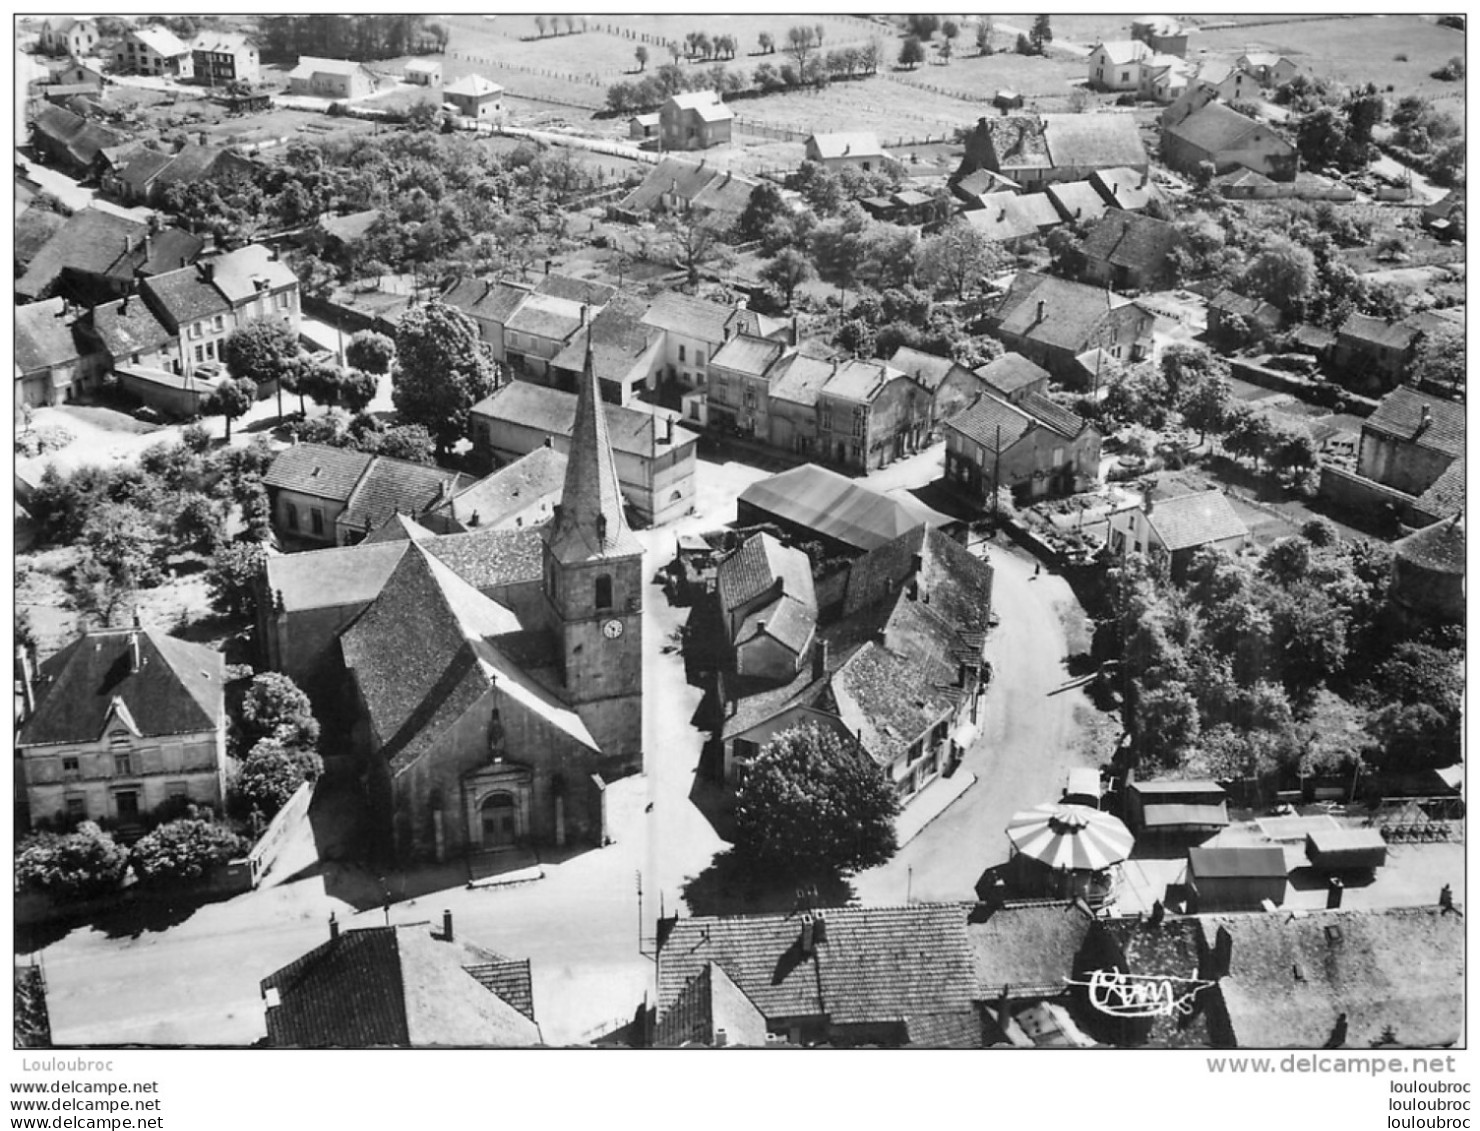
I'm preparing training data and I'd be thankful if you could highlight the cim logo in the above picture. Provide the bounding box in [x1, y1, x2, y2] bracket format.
[1064, 969, 1216, 1018]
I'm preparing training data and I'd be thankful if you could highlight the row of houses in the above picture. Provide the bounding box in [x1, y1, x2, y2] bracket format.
[32, 17, 260, 83]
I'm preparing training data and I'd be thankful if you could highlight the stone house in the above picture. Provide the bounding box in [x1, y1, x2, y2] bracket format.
[1163, 102, 1298, 182]
[944, 390, 1101, 504]
[1356, 387, 1464, 499]
[716, 532, 818, 683]
[816, 359, 932, 473]
[15, 626, 227, 832]
[885, 346, 991, 433]
[981, 272, 1155, 386]
[191, 32, 260, 85]
[1333, 313, 1422, 389]
[1079, 210, 1182, 292]
[974, 352, 1051, 404]
[660, 90, 734, 150]
[114, 26, 193, 78]
[15, 298, 83, 408]
[958, 113, 1149, 191]
[1107, 489, 1249, 576]
[803, 131, 885, 172]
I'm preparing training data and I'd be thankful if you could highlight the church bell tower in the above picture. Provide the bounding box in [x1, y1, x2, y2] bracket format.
[541, 331, 644, 773]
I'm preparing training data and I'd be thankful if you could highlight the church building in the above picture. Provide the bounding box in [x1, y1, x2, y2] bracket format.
[258, 343, 645, 863]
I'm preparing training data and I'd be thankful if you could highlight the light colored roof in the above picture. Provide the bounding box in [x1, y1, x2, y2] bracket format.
[975, 352, 1050, 396]
[444, 74, 503, 98]
[441, 446, 567, 529]
[1093, 40, 1150, 65]
[668, 90, 734, 121]
[1363, 386, 1464, 459]
[129, 25, 189, 56]
[1046, 180, 1109, 224]
[208, 243, 298, 304]
[821, 359, 909, 403]
[1144, 490, 1248, 551]
[290, 55, 369, 79]
[472, 381, 698, 459]
[14, 298, 80, 374]
[988, 272, 1141, 353]
[404, 59, 440, 73]
[807, 131, 884, 160]
[1042, 113, 1148, 169]
[710, 333, 785, 378]
[737, 464, 943, 553]
[717, 532, 816, 620]
[505, 291, 586, 342]
[887, 346, 970, 393]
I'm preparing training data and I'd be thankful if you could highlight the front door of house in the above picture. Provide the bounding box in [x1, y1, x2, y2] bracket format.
[480, 793, 517, 848]
[114, 790, 140, 823]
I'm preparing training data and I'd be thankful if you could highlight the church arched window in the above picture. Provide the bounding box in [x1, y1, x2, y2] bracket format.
[595, 574, 613, 610]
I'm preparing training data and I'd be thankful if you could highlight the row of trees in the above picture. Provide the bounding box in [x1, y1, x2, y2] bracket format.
[17, 819, 248, 902]
[609, 43, 886, 112]
[1106, 518, 1457, 787]
[255, 14, 445, 61]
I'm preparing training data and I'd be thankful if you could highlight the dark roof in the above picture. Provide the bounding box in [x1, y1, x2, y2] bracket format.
[658, 904, 984, 1047]
[988, 271, 1142, 353]
[1095, 917, 1215, 1047]
[549, 294, 658, 381]
[1019, 391, 1088, 437]
[738, 464, 945, 553]
[887, 346, 973, 394]
[31, 102, 127, 167]
[1204, 907, 1464, 1049]
[85, 295, 176, 360]
[16, 207, 147, 298]
[338, 457, 470, 535]
[14, 299, 81, 374]
[1339, 312, 1420, 351]
[441, 276, 531, 325]
[152, 143, 238, 188]
[1167, 102, 1267, 153]
[261, 923, 540, 1048]
[264, 443, 374, 503]
[717, 532, 815, 618]
[1393, 513, 1465, 575]
[1080, 210, 1181, 275]
[1131, 779, 1225, 796]
[472, 380, 697, 459]
[424, 527, 546, 592]
[1363, 386, 1464, 460]
[1144, 490, 1248, 551]
[1413, 457, 1465, 521]
[618, 157, 757, 222]
[14, 208, 67, 269]
[1188, 846, 1288, 879]
[654, 961, 769, 1047]
[967, 902, 1094, 995]
[20, 627, 223, 747]
[141, 263, 232, 328]
[115, 146, 177, 191]
[945, 389, 1085, 450]
[975, 352, 1050, 397]
[534, 273, 616, 307]
[640, 290, 739, 344]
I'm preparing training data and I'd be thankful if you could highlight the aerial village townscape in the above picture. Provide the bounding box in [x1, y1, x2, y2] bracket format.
[12, 13, 1467, 1052]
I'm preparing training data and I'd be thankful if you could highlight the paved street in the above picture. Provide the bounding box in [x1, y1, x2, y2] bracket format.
[16, 154, 152, 222]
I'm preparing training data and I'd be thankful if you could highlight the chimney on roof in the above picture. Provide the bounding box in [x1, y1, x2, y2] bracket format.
[1143, 486, 1154, 515]
[812, 638, 828, 682]
[128, 630, 141, 674]
[791, 313, 799, 347]
[1418, 404, 1433, 433]
[664, 414, 674, 444]
[799, 913, 816, 955]
[755, 618, 766, 637]
[1035, 299, 1046, 324]
[329, 912, 339, 940]
[120, 293, 129, 316]
[142, 233, 151, 260]
[441, 909, 454, 942]
[1111, 181, 1119, 198]
[199, 260, 214, 282]
[543, 435, 554, 448]
[544, 258, 551, 275]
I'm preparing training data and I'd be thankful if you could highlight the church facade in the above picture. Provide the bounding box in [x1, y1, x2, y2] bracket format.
[259, 343, 646, 863]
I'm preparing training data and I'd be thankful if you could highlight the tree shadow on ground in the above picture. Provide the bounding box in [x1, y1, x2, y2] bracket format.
[96, 890, 235, 940]
[680, 849, 855, 918]
[687, 739, 735, 841]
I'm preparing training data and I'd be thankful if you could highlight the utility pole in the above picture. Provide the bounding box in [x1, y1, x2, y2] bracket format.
[635, 869, 644, 955]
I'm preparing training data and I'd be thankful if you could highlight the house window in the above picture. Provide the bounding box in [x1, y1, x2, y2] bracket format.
[851, 409, 865, 437]
[275, 292, 290, 310]
[1121, 70, 1130, 82]
[194, 345, 205, 363]
[678, 345, 686, 362]
[820, 405, 833, 430]
[167, 781, 190, 800]
[696, 351, 705, 367]
[65, 796, 87, 821]
[190, 322, 202, 339]
[595, 574, 613, 610]
[285, 502, 299, 530]
[212, 314, 225, 331]
[63, 756, 80, 781]
[1053, 446, 1064, 466]
[114, 752, 133, 776]
[310, 508, 325, 535]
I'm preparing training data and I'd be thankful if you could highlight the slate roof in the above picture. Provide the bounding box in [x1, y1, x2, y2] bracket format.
[114, 146, 176, 192]
[423, 526, 547, 592]
[15, 299, 81, 374]
[988, 272, 1139, 353]
[360, 512, 435, 544]
[1167, 102, 1266, 153]
[1081, 210, 1180, 275]
[1046, 179, 1109, 224]
[945, 389, 1086, 449]
[16, 207, 148, 299]
[967, 902, 1095, 995]
[975, 352, 1050, 398]
[438, 446, 567, 530]
[31, 103, 128, 168]
[1094, 916, 1215, 1048]
[1363, 386, 1464, 460]
[737, 464, 942, 553]
[535, 273, 616, 307]
[658, 904, 984, 1046]
[20, 627, 223, 747]
[717, 532, 810, 612]
[887, 346, 972, 394]
[807, 131, 884, 160]
[442, 277, 532, 325]
[85, 295, 176, 360]
[1020, 391, 1089, 437]
[1340, 312, 1420, 352]
[1204, 906, 1464, 1049]
[618, 157, 756, 222]
[261, 923, 540, 1048]
[1144, 490, 1248, 551]
[338, 457, 471, 535]
[654, 961, 769, 1047]
[264, 443, 374, 503]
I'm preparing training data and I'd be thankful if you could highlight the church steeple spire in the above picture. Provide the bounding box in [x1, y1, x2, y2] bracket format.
[546, 312, 641, 564]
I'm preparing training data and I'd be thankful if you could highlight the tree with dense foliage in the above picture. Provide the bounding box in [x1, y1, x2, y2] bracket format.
[223, 320, 300, 419]
[905, 14, 940, 39]
[16, 823, 129, 901]
[202, 377, 257, 441]
[345, 330, 395, 376]
[130, 819, 249, 887]
[1029, 14, 1053, 53]
[634, 44, 648, 71]
[917, 218, 1001, 300]
[759, 247, 813, 308]
[1409, 324, 1464, 394]
[392, 300, 499, 458]
[659, 212, 732, 287]
[206, 541, 270, 622]
[899, 35, 926, 69]
[1182, 372, 1232, 445]
[737, 181, 786, 242]
[732, 723, 899, 878]
[976, 15, 994, 54]
[234, 738, 323, 818]
[1241, 235, 1318, 315]
[785, 24, 817, 69]
[240, 671, 320, 751]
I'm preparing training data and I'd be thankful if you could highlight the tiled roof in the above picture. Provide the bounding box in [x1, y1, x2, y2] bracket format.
[1363, 386, 1464, 459]
[767, 353, 835, 408]
[1413, 457, 1464, 521]
[264, 443, 374, 503]
[549, 295, 659, 382]
[988, 271, 1138, 353]
[153, 143, 243, 188]
[1394, 513, 1464, 575]
[963, 194, 1058, 243]
[710, 333, 785, 378]
[85, 294, 176, 360]
[618, 157, 755, 222]
[807, 131, 884, 160]
[338, 457, 470, 535]
[472, 381, 696, 459]
[821, 359, 907, 403]
[1081, 209, 1180, 274]
[659, 904, 984, 1047]
[944, 392, 1033, 450]
[640, 288, 739, 343]
[15, 299, 81, 374]
[31, 103, 127, 168]
[210, 243, 298, 304]
[439, 445, 567, 530]
[1046, 180, 1109, 224]
[141, 264, 232, 327]
[1167, 102, 1265, 153]
[736, 593, 816, 656]
[887, 346, 970, 394]
[443, 74, 503, 98]
[361, 512, 435, 544]
[1090, 166, 1157, 211]
[967, 902, 1095, 994]
[1203, 906, 1464, 1049]
[261, 923, 540, 1048]
[654, 961, 769, 1047]
[115, 146, 176, 190]
[16, 206, 148, 298]
[1095, 916, 1215, 1047]
[535, 273, 616, 307]
[424, 526, 546, 592]
[717, 532, 816, 619]
[192, 31, 257, 53]
[505, 291, 586, 342]
[982, 116, 1052, 169]
[975, 352, 1050, 397]
[1042, 113, 1148, 169]
[20, 627, 223, 747]
[14, 208, 66, 269]
[1339, 312, 1420, 352]
[1144, 490, 1248, 551]
[1019, 390, 1088, 437]
[461, 958, 537, 1022]
[441, 277, 531, 324]
[737, 464, 941, 553]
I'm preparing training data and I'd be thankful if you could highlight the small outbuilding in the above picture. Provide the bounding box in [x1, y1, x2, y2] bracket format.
[1125, 779, 1229, 836]
[1187, 846, 1288, 911]
[1305, 828, 1388, 874]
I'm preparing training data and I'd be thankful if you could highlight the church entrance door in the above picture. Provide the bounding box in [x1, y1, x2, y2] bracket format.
[480, 792, 518, 848]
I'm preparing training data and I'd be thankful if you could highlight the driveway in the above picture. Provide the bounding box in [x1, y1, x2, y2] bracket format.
[853, 539, 1113, 904]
